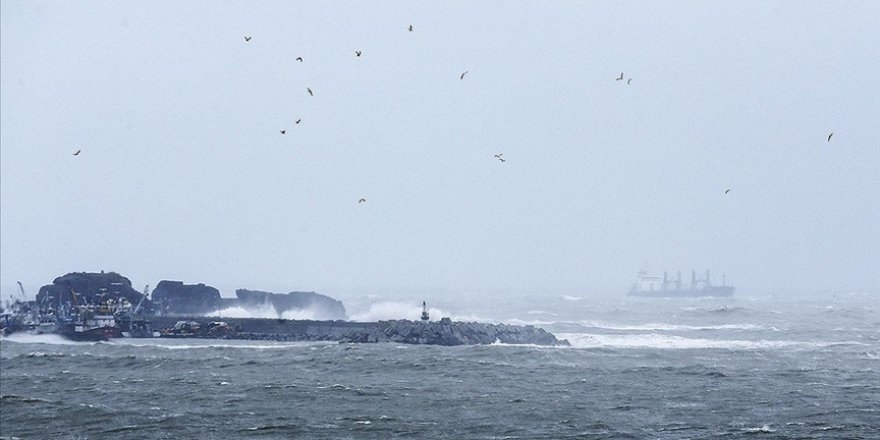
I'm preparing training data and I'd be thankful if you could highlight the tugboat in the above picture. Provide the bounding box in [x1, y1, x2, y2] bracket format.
[628, 268, 735, 297]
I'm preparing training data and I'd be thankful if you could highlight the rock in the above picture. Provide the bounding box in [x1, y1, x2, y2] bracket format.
[235, 289, 347, 320]
[152, 280, 222, 316]
[37, 271, 150, 312]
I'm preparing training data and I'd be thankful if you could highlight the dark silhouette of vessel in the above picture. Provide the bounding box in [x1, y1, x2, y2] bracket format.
[628, 269, 734, 297]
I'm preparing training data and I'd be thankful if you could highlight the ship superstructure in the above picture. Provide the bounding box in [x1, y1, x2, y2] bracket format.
[628, 268, 734, 297]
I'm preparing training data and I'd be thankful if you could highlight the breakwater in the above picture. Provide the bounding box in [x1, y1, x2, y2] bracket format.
[150, 317, 569, 346]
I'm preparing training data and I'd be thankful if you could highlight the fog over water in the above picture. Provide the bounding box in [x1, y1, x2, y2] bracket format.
[1, 1, 878, 302]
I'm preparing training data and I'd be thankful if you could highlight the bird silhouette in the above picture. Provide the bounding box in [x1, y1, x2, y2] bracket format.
[295, 119, 301, 124]
[280, 130, 286, 134]
[460, 71, 468, 80]
[358, 198, 367, 204]
[827, 133, 833, 142]
[296, 57, 303, 62]
[408, 25, 413, 32]
[243, 36, 252, 42]
[73, 150, 81, 156]
[499, 158, 506, 163]
[616, 72, 624, 81]
[307, 87, 313, 96]
[494, 153, 503, 159]
[355, 51, 362, 57]
[725, 189, 731, 194]
[627, 78, 632, 85]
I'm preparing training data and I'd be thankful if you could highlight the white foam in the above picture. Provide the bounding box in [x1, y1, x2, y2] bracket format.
[502, 319, 772, 332]
[349, 301, 447, 322]
[1, 333, 89, 345]
[110, 339, 324, 350]
[557, 333, 865, 350]
[212, 303, 327, 320]
[744, 425, 775, 433]
[575, 321, 769, 332]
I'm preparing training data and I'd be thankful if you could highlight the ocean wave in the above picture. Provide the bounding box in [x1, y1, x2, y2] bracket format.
[574, 321, 771, 332]
[556, 333, 868, 350]
[743, 425, 775, 434]
[1, 333, 95, 345]
[505, 319, 775, 332]
[110, 340, 325, 350]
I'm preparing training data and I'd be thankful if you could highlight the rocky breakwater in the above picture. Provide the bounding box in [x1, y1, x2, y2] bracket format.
[151, 317, 569, 346]
[361, 318, 568, 346]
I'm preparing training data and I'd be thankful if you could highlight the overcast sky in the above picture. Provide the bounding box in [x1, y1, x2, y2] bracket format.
[1, 1, 878, 300]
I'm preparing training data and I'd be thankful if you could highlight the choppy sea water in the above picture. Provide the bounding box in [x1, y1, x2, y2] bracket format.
[1, 293, 878, 439]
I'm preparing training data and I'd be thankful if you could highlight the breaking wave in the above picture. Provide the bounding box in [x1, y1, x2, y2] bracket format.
[557, 333, 868, 350]
[1, 333, 93, 346]
[504, 319, 774, 332]
[348, 301, 489, 323]
[213, 304, 325, 320]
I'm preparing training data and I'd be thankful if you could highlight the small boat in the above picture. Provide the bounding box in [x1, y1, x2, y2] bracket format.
[55, 308, 122, 341]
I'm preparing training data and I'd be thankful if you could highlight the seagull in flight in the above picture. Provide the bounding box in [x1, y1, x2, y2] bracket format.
[724, 189, 731, 194]
[355, 51, 362, 57]
[616, 72, 624, 81]
[494, 153, 503, 159]
[408, 25, 413, 32]
[243, 36, 252, 42]
[827, 132, 833, 142]
[460, 71, 469, 80]
[296, 57, 303, 62]
[280, 130, 286, 134]
[627, 78, 632, 85]
[295, 119, 301, 124]
[307, 87, 313, 96]
[358, 198, 367, 204]
[73, 149, 81, 156]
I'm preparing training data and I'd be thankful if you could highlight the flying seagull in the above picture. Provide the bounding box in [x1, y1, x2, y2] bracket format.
[494, 153, 503, 159]
[295, 119, 301, 124]
[355, 51, 362, 57]
[307, 87, 313, 96]
[616, 72, 624, 81]
[499, 158, 506, 163]
[296, 56, 303, 62]
[725, 189, 731, 194]
[827, 132, 833, 142]
[358, 198, 366, 204]
[627, 78, 632, 85]
[280, 130, 286, 134]
[408, 25, 413, 32]
[460, 71, 468, 80]
[73, 149, 81, 156]
[243, 36, 252, 42]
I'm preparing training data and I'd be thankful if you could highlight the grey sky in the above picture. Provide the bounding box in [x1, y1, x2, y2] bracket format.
[1, 1, 878, 300]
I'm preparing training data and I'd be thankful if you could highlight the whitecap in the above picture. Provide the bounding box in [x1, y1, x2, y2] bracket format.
[556, 332, 863, 350]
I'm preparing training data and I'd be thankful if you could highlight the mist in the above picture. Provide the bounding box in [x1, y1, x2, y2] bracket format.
[1, 1, 878, 302]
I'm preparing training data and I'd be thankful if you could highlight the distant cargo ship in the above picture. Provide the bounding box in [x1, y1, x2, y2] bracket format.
[628, 269, 734, 297]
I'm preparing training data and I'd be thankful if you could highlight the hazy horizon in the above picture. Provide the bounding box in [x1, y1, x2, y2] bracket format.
[2, 1, 878, 301]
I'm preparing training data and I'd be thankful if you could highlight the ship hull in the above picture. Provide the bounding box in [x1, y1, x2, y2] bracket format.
[628, 287, 735, 298]
[56, 324, 122, 341]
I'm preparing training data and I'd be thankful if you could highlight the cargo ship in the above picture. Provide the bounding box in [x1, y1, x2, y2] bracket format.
[628, 268, 734, 297]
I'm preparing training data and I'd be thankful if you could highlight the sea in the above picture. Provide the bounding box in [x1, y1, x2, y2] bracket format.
[1, 292, 878, 439]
